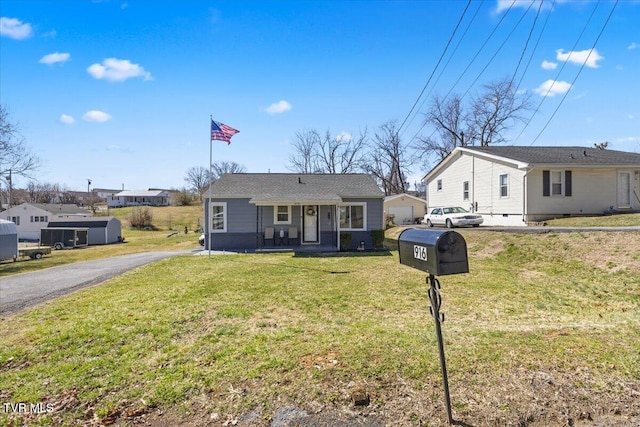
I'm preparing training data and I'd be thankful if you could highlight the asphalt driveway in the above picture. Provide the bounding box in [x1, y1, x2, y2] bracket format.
[0, 251, 189, 316]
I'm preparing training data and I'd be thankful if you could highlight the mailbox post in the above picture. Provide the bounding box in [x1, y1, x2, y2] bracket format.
[398, 229, 469, 425]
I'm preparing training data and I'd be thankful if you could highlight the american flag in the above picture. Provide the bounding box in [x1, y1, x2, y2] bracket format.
[211, 119, 239, 144]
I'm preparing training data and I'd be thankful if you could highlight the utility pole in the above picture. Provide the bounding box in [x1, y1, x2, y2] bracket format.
[7, 169, 12, 209]
[87, 179, 92, 209]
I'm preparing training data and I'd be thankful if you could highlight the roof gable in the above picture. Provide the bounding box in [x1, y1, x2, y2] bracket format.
[384, 193, 427, 204]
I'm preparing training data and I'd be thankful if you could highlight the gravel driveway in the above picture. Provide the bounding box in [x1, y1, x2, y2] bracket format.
[0, 251, 189, 316]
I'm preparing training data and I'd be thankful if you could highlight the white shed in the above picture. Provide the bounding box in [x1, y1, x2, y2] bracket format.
[0, 219, 19, 261]
[384, 193, 428, 225]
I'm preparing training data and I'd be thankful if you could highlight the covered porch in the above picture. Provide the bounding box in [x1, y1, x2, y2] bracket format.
[253, 202, 341, 252]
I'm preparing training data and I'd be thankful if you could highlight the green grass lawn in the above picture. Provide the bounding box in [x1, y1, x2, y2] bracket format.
[1, 230, 638, 426]
[545, 212, 640, 227]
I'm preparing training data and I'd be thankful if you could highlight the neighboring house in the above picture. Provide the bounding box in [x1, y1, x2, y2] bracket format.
[384, 193, 427, 225]
[94, 188, 123, 207]
[108, 190, 170, 208]
[3, 203, 91, 240]
[47, 217, 122, 245]
[203, 173, 385, 251]
[423, 146, 640, 226]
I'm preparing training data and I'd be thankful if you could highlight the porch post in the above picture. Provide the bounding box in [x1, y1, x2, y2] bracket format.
[336, 204, 341, 251]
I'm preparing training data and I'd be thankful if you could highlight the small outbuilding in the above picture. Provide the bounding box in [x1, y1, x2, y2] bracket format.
[0, 219, 19, 261]
[46, 217, 122, 245]
[384, 193, 428, 225]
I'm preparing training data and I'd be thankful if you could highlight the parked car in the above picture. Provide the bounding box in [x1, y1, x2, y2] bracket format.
[423, 206, 483, 228]
[199, 233, 205, 246]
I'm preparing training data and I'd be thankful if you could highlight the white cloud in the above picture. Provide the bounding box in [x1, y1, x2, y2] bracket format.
[0, 17, 33, 40]
[556, 48, 603, 68]
[541, 60, 557, 70]
[87, 58, 152, 82]
[82, 110, 112, 122]
[59, 114, 75, 124]
[39, 52, 70, 65]
[628, 42, 638, 50]
[495, 0, 550, 14]
[264, 100, 292, 114]
[335, 131, 352, 141]
[533, 79, 572, 97]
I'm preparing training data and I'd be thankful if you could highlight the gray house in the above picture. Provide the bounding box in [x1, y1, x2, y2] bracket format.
[46, 217, 122, 245]
[203, 173, 385, 252]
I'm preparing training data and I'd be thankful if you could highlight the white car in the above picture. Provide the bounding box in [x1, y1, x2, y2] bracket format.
[423, 206, 483, 228]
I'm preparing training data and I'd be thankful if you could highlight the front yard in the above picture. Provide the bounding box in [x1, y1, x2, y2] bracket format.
[1, 230, 639, 426]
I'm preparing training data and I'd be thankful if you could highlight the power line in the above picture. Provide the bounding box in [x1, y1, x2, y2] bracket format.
[459, 0, 535, 101]
[397, 0, 472, 136]
[528, 0, 619, 146]
[510, 0, 544, 93]
[515, 0, 555, 93]
[405, 0, 519, 146]
[405, 0, 485, 135]
[514, 0, 602, 145]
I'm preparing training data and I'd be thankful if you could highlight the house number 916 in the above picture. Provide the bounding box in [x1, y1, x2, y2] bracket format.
[413, 245, 427, 261]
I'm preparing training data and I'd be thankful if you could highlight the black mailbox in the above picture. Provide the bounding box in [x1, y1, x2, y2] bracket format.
[398, 229, 469, 276]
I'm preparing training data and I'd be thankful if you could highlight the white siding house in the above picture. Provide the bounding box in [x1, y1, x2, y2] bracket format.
[423, 146, 640, 226]
[108, 190, 170, 208]
[2, 203, 91, 240]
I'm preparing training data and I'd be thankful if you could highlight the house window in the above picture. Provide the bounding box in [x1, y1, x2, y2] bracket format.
[463, 181, 469, 200]
[10, 216, 20, 225]
[499, 174, 509, 198]
[551, 171, 563, 195]
[339, 204, 366, 230]
[209, 202, 227, 232]
[274, 205, 291, 224]
[543, 170, 572, 197]
[437, 179, 443, 192]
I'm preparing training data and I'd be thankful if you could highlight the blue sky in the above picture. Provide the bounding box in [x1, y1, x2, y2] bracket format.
[1, 0, 638, 192]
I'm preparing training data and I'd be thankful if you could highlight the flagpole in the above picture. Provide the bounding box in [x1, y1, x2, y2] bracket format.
[208, 115, 212, 258]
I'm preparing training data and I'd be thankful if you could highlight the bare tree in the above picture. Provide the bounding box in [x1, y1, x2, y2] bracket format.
[416, 94, 468, 162]
[211, 161, 247, 179]
[26, 181, 61, 203]
[185, 166, 211, 198]
[316, 129, 368, 173]
[0, 105, 40, 208]
[288, 128, 368, 174]
[467, 78, 531, 147]
[185, 162, 246, 200]
[417, 77, 531, 164]
[288, 129, 321, 173]
[363, 122, 414, 196]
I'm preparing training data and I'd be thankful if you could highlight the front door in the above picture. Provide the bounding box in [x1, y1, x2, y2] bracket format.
[302, 205, 319, 244]
[618, 172, 631, 208]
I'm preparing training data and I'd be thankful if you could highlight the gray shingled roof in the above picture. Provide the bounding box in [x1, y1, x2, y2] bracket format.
[209, 173, 384, 203]
[32, 203, 89, 215]
[467, 146, 640, 166]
